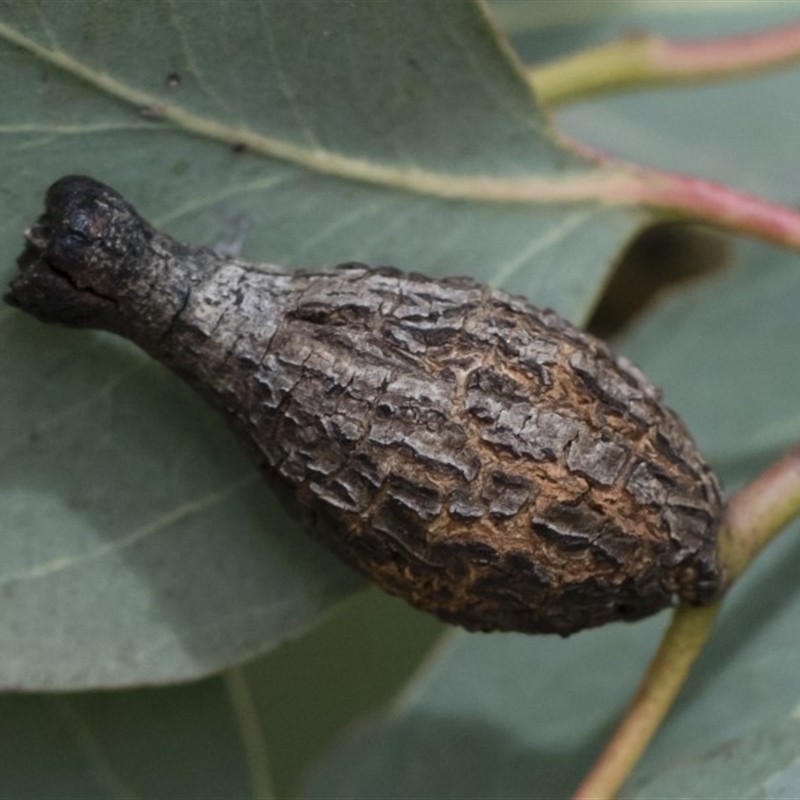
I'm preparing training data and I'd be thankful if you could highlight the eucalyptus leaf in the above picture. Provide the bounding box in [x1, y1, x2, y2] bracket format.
[620, 240, 800, 479]
[304, 618, 669, 799]
[494, 0, 800, 62]
[629, 716, 800, 800]
[0, 676, 253, 799]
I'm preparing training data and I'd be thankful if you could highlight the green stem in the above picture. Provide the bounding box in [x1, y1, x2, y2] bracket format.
[573, 441, 800, 799]
[572, 604, 720, 800]
[719, 442, 800, 584]
[530, 23, 800, 107]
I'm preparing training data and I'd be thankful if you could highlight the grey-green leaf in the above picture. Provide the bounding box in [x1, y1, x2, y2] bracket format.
[0, 677, 254, 798]
[621, 240, 800, 480]
[304, 619, 670, 799]
[0, 318, 362, 688]
[629, 716, 800, 800]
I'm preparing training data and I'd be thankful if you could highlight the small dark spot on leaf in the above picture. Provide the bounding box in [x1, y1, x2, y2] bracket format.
[139, 105, 164, 121]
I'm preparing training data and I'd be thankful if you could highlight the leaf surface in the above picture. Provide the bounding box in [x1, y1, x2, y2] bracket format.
[0, 676, 253, 798]
[621, 240, 800, 478]
[630, 717, 800, 799]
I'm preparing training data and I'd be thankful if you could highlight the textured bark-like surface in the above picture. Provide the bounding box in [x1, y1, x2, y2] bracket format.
[5, 176, 724, 635]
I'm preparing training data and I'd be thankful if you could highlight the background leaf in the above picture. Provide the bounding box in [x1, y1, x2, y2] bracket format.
[0, 319, 362, 688]
[242, 588, 444, 798]
[0, 676, 253, 799]
[0, 0, 641, 688]
[629, 717, 800, 800]
[304, 618, 671, 799]
[620, 241, 800, 481]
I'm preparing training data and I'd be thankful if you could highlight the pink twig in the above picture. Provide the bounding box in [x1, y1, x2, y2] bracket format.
[609, 164, 800, 249]
[531, 20, 800, 105]
[551, 134, 800, 249]
[654, 22, 800, 79]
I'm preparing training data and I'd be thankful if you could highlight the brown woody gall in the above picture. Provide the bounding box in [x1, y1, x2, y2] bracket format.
[4, 176, 723, 635]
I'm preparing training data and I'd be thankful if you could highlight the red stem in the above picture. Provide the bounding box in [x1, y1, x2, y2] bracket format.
[655, 22, 800, 78]
[614, 166, 800, 248]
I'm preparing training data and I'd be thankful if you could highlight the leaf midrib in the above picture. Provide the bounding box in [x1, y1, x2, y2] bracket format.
[0, 19, 633, 205]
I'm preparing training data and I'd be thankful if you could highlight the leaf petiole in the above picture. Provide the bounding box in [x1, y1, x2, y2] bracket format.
[529, 22, 800, 107]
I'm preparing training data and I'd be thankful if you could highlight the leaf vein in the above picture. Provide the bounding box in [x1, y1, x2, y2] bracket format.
[488, 208, 597, 288]
[152, 172, 295, 227]
[0, 19, 628, 205]
[0, 474, 257, 587]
